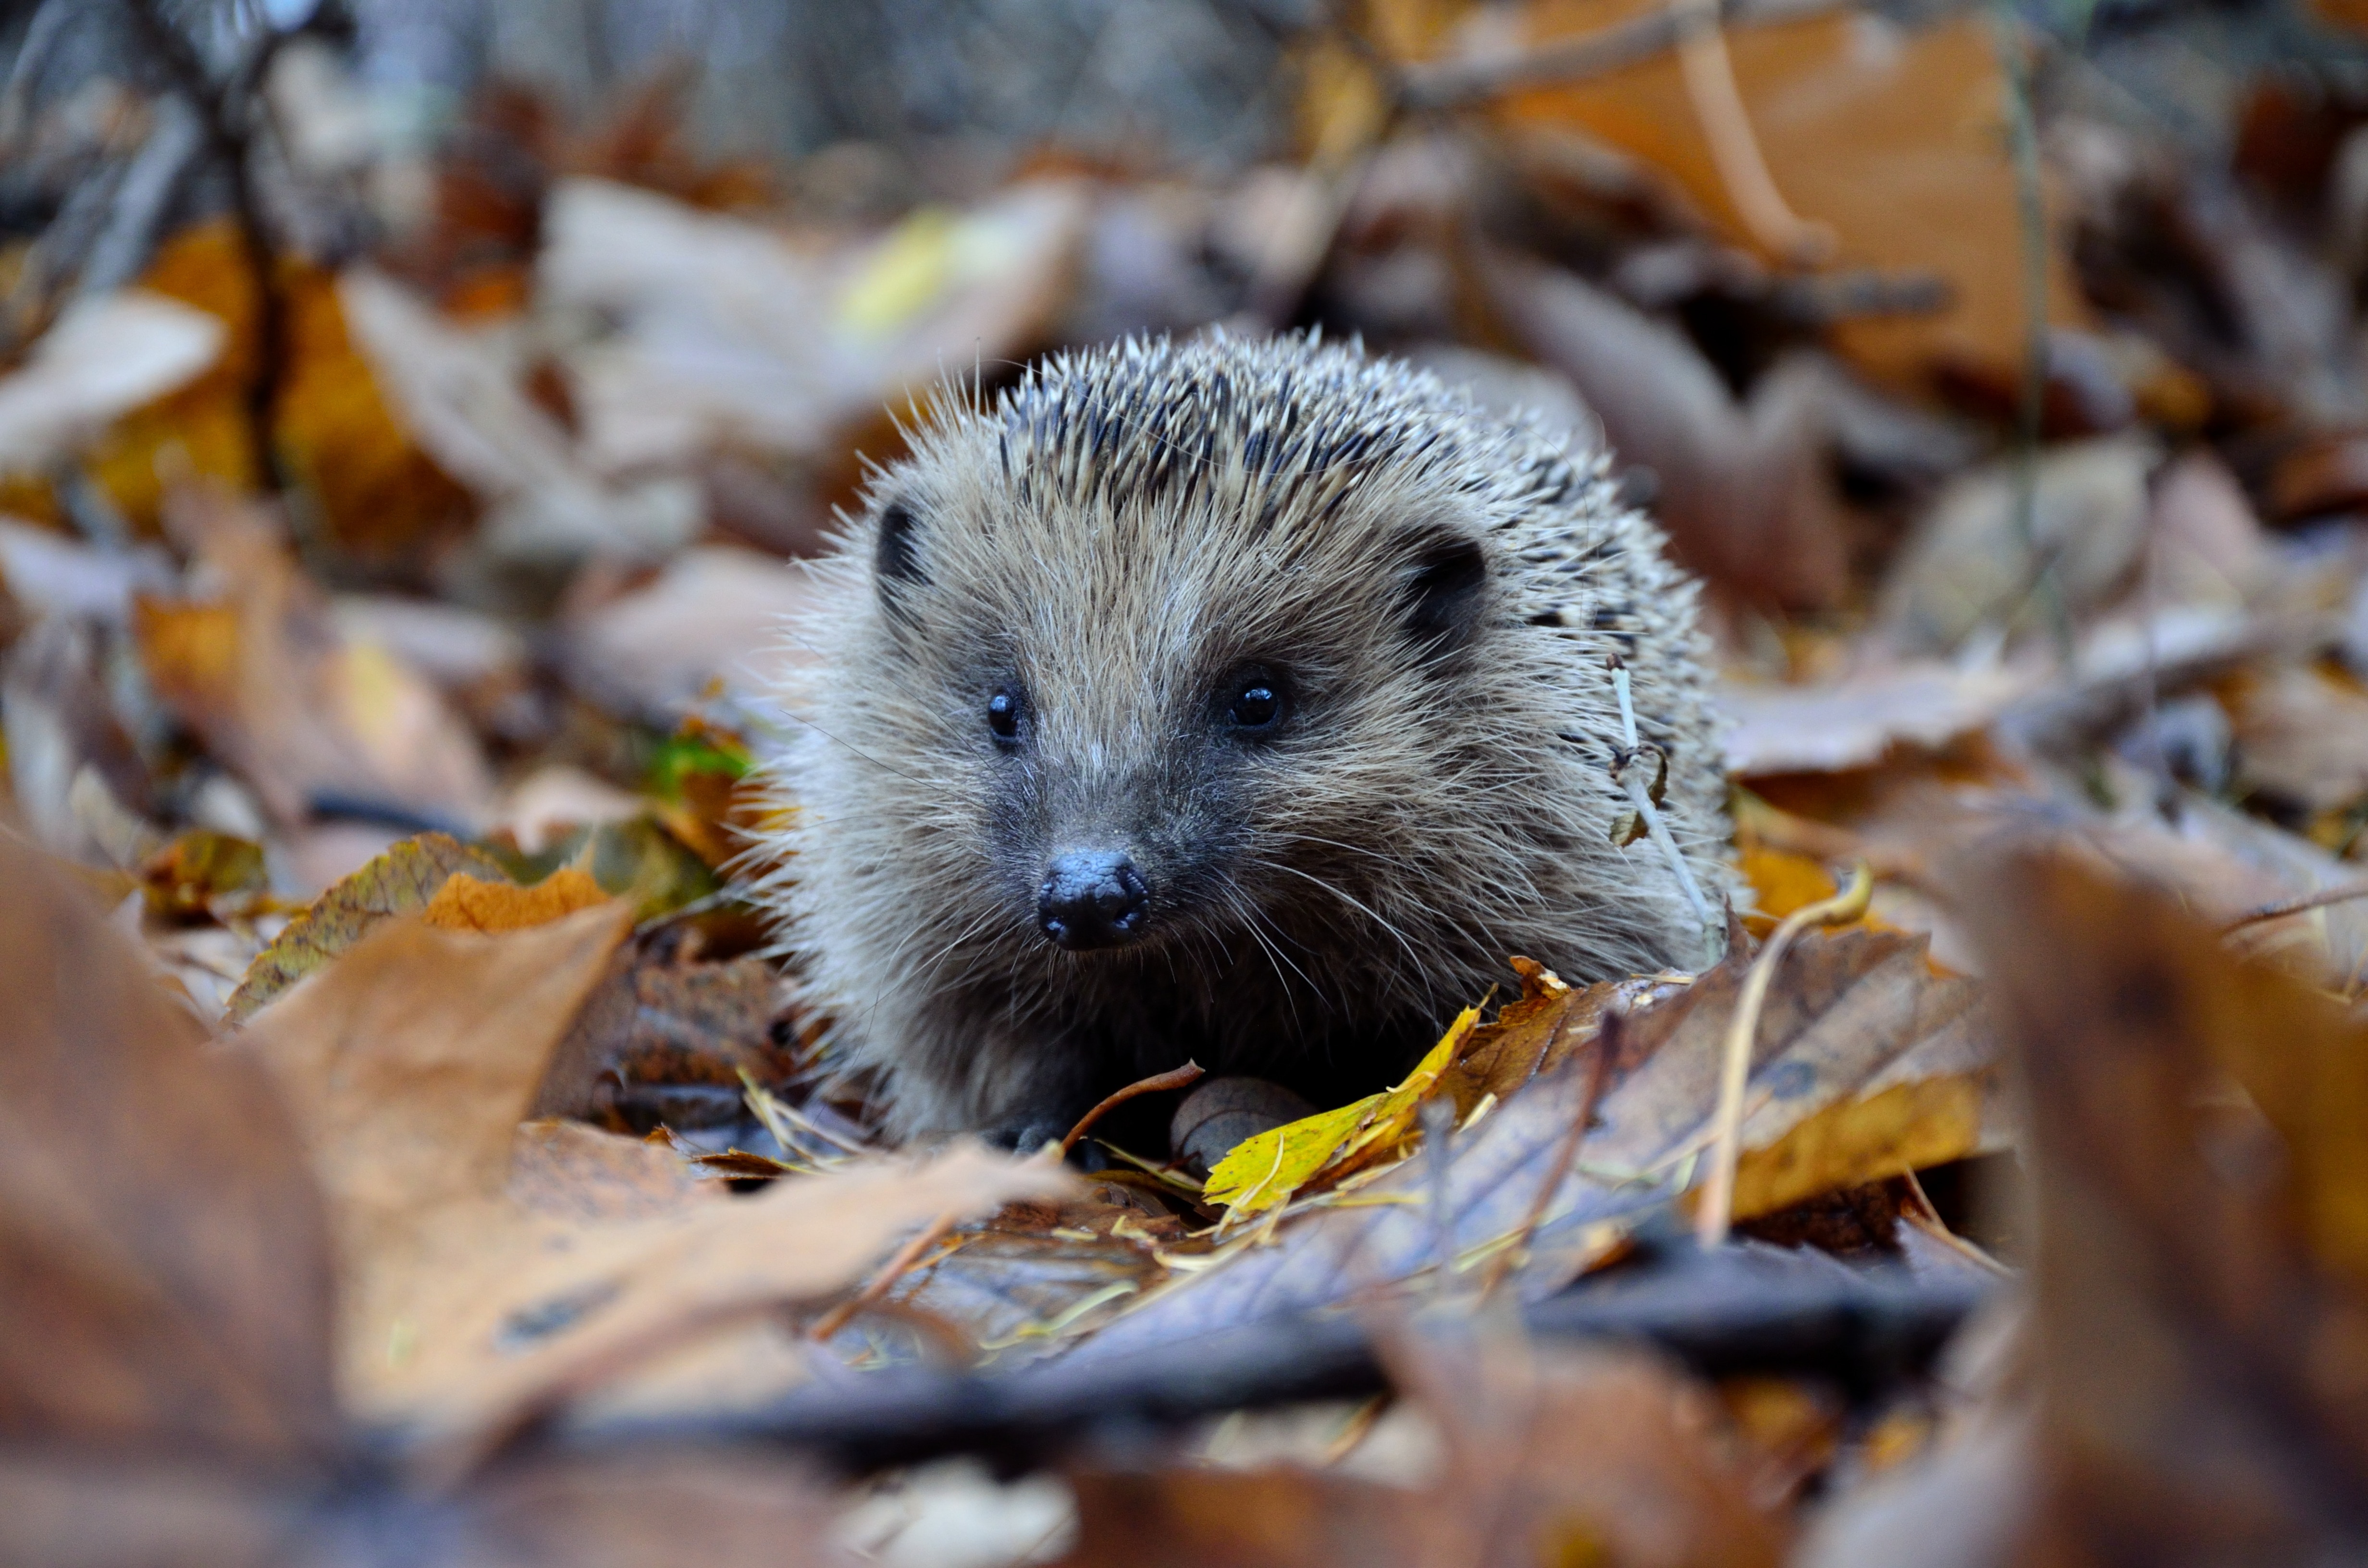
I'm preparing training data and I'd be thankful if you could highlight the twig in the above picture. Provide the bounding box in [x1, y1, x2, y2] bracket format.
[563, 1255, 1993, 1473]
[1987, 0, 2074, 665]
[808, 1210, 962, 1343]
[1695, 861, 1873, 1248]
[1396, 0, 1849, 110]
[2221, 883, 2368, 934]
[1608, 657, 1720, 964]
[1668, 0, 1835, 266]
[1057, 1060, 1204, 1160]
[1480, 1008, 1620, 1299]
[121, 0, 296, 501]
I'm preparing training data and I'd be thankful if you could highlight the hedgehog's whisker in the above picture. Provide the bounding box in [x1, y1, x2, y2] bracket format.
[1248, 858, 1432, 1000]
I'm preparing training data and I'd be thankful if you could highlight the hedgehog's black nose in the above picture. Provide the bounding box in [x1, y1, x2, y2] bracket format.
[1038, 851, 1149, 950]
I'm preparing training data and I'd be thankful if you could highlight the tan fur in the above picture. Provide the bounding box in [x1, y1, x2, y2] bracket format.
[752, 332, 1729, 1142]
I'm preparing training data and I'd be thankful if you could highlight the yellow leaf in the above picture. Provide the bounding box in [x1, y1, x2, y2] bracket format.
[1206, 1004, 1481, 1213]
[1728, 1074, 1988, 1224]
[421, 868, 615, 934]
[1203, 1093, 1383, 1213]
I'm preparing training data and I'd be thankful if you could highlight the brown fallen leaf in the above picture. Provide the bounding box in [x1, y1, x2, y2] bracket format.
[1497, 5, 2091, 392]
[139, 826, 271, 921]
[0, 826, 338, 1463]
[531, 938, 792, 1131]
[237, 907, 1068, 1446]
[0, 292, 224, 475]
[1392, 1334, 1790, 1568]
[224, 830, 510, 1022]
[1061, 1335, 1786, 1568]
[1878, 435, 2159, 657]
[1721, 663, 2030, 777]
[561, 544, 818, 722]
[0, 830, 851, 1566]
[1953, 845, 2368, 1564]
[2225, 661, 2368, 818]
[1480, 248, 1851, 610]
[132, 486, 491, 829]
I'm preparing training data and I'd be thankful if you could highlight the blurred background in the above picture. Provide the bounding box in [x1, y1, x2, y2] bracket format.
[8, 0, 2368, 1009]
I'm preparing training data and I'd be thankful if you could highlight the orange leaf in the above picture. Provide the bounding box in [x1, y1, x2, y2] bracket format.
[422, 869, 615, 934]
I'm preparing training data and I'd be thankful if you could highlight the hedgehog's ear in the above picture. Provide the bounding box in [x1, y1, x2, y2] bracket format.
[1396, 528, 1488, 653]
[874, 500, 925, 608]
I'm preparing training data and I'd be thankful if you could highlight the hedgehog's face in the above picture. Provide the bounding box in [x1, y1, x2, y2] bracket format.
[855, 480, 1498, 978]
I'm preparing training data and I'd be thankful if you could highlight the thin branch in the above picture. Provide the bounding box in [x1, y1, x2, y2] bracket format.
[1696, 861, 1873, 1248]
[1480, 1008, 1619, 1299]
[807, 1209, 962, 1344]
[2221, 882, 2368, 935]
[120, 0, 296, 500]
[1059, 1060, 1206, 1159]
[1668, 0, 1835, 266]
[1395, 0, 1850, 110]
[558, 1253, 1994, 1473]
[1987, 0, 2075, 665]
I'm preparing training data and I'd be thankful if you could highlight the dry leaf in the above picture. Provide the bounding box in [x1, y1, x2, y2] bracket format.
[83, 221, 473, 565]
[531, 942, 789, 1128]
[225, 830, 510, 1022]
[1394, 1335, 1790, 1568]
[1878, 436, 2157, 655]
[132, 488, 492, 829]
[339, 267, 700, 564]
[424, 867, 615, 933]
[1499, 5, 2091, 390]
[562, 544, 818, 721]
[1722, 664, 2030, 777]
[2226, 662, 2368, 816]
[1062, 1335, 1785, 1568]
[0, 830, 339, 1462]
[1480, 249, 1851, 609]
[1204, 1005, 1479, 1213]
[1958, 845, 2368, 1563]
[238, 908, 1068, 1441]
[1075, 926, 1996, 1364]
[539, 177, 1087, 475]
[0, 292, 223, 473]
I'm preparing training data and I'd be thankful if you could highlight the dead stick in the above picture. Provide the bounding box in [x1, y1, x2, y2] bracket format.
[1480, 1008, 1620, 1299]
[2221, 883, 2368, 934]
[1397, 0, 1847, 110]
[1668, 0, 1835, 266]
[808, 1210, 962, 1343]
[1695, 862, 1872, 1248]
[1057, 1060, 1205, 1160]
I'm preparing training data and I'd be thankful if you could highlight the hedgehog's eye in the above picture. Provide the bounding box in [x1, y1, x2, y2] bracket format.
[1227, 680, 1283, 731]
[987, 688, 1023, 742]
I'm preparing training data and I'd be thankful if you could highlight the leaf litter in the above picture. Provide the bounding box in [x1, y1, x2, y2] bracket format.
[12, 0, 2368, 1562]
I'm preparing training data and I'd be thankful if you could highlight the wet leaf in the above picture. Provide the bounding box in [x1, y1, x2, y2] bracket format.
[224, 831, 509, 1022]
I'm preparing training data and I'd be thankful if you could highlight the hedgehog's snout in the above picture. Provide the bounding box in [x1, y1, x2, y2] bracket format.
[1037, 849, 1150, 951]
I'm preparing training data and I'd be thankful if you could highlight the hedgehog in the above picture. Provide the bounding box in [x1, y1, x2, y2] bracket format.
[757, 332, 1730, 1147]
